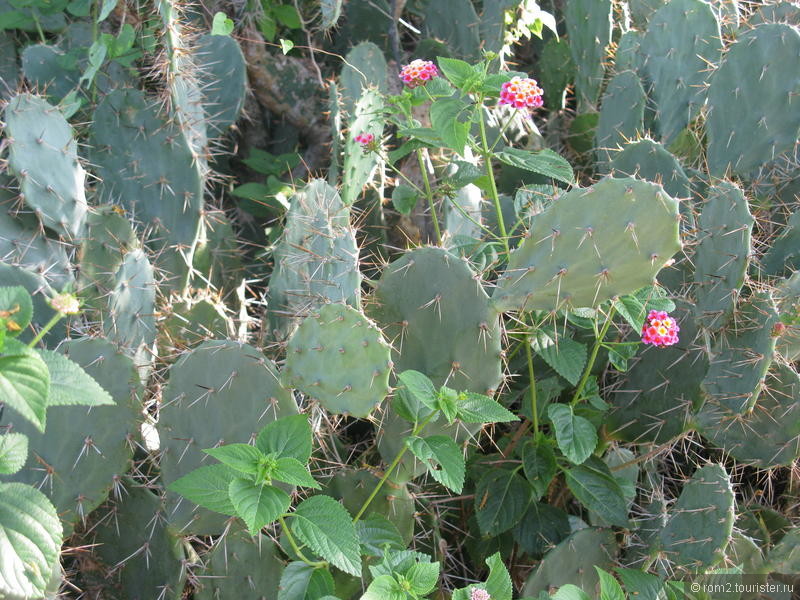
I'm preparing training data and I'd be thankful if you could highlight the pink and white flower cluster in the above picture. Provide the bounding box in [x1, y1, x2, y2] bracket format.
[641, 310, 680, 347]
[499, 76, 544, 110]
[354, 132, 374, 147]
[399, 59, 439, 88]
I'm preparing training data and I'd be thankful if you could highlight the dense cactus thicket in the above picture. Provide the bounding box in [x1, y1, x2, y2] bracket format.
[0, 0, 799, 599]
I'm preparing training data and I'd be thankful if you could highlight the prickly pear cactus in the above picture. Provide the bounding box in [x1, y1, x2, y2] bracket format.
[595, 71, 647, 170]
[564, 0, 613, 109]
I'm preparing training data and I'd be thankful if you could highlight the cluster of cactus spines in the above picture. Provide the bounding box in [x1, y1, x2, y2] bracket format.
[692, 181, 754, 330]
[522, 528, 618, 597]
[266, 179, 360, 341]
[700, 292, 780, 413]
[653, 464, 735, 571]
[492, 177, 682, 313]
[610, 139, 692, 202]
[697, 362, 800, 468]
[195, 526, 283, 600]
[20, 44, 79, 103]
[4, 338, 141, 536]
[748, 1, 800, 26]
[158, 340, 297, 535]
[283, 303, 392, 417]
[639, 0, 722, 146]
[3, 93, 87, 239]
[91, 479, 187, 600]
[595, 71, 646, 171]
[706, 24, 800, 176]
[564, 0, 613, 109]
[195, 34, 247, 136]
[341, 88, 385, 206]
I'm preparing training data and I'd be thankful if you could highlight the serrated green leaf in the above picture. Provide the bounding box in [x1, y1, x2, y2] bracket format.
[437, 387, 459, 423]
[547, 404, 597, 465]
[204, 443, 264, 475]
[430, 97, 470, 152]
[0, 346, 49, 432]
[406, 435, 465, 494]
[256, 414, 312, 464]
[615, 568, 663, 600]
[485, 552, 513, 600]
[291, 495, 361, 576]
[168, 464, 238, 515]
[494, 148, 573, 184]
[229, 479, 290, 535]
[0, 286, 32, 337]
[533, 332, 588, 386]
[521, 435, 557, 499]
[512, 501, 571, 556]
[456, 392, 517, 423]
[552, 584, 591, 600]
[565, 459, 629, 528]
[436, 57, 476, 88]
[356, 514, 405, 556]
[616, 294, 647, 331]
[0, 482, 62, 598]
[274, 457, 320, 489]
[407, 561, 440, 595]
[277, 562, 335, 600]
[0, 432, 27, 475]
[369, 549, 431, 580]
[474, 469, 532, 535]
[597, 567, 625, 600]
[38, 349, 114, 407]
[362, 574, 405, 600]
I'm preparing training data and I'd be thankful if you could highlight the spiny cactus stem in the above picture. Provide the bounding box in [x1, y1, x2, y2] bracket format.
[278, 515, 327, 568]
[26, 312, 64, 349]
[353, 411, 437, 523]
[570, 304, 617, 406]
[476, 96, 510, 259]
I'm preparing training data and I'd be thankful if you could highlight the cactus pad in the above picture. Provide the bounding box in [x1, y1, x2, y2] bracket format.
[596, 71, 646, 170]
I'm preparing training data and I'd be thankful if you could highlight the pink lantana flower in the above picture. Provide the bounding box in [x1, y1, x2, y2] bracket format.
[399, 59, 439, 88]
[499, 76, 544, 110]
[641, 310, 680, 347]
[354, 132, 374, 147]
[471, 589, 491, 600]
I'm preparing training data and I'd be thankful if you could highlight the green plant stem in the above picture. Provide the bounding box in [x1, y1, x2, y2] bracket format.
[278, 516, 327, 568]
[27, 313, 64, 348]
[489, 111, 518, 153]
[524, 337, 538, 432]
[477, 99, 510, 259]
[570, 305, 617, 406]
[353, 412, 436, 523]
[416, 148, 442, 245]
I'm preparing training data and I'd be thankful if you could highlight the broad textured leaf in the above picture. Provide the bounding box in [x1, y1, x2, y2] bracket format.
[456, 393, 517, 423]
[533, 333, 588, 386]
[0, 286, 32, 336]
[548, 404, 597, 464]
[204, 443, 264, 475]
[256, 414, 312, 463]
[291, 495, 361, 576]
[397, 370, 438, 410]
[0, 432, 28, 475]
[437, 57, 477, 88]
[274, 457, 320, 489]
[485, 552, 513, 600]
[430, 97, 470, 152]
[356, 514, 405, 556]
[38, 350, 115, 407]
[168, 464, 238, 515]
[513, 501, 571, 556]
[362, 575, 405, 600]
[0, 346, 49, 432]
[406, 435, 465, 493]
[616, 568, 663, 600]
[565, 459, 629, 528]
[277, 562, 335, 600]
[475, 469, 532, 535]
[494, 148, 574, 184]
[369, 549, 431, 580]
[229, 479, 290, 535]
[0, 482, 62, 598]
[596, 567, 625, 600]
[521, 436, 557, 498]
[407, 562, 440, 596]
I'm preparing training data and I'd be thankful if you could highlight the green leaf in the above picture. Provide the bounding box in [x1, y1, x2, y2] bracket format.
[259, 12, 277, 41]
[274, 457, 320, 489]
[634, 285, 675, 315]
[607, 343, 638, 372]
[596, 567, 625, 600]
[79, 40, 108, 85]
[231, 182, 290, 218]
[277, 562, 335, 600]
[547, 404, 597, 465]
[273, 4, 301, 28]
[391, 185, 418, 216]
[211, 11, 234, 35]
[406, 561, 440, 596]
[0, 346, 49, 432]
[291, 495, 361, 576]
[474, 469, 532, 535]
[0, 433, 28, 475]
[430, 97, 470, 152]
[456, 392, 517, 423]
[405, 435, 465, 494]
[552, 584, 591, 600]
[494, 148, 574, 184]
[362, 575, 405, 600]
[38, 350, 114, 407]
[203, 443, 264, 475]
[229, 479, 290, 535]
[97, 0, 116, 21]
[615, 294, 647, 331]
[521, 435, 557, 499]
[279, 39, 295, 54]
[0, 482, 62, 598]
[512, 501, 571, 556]
[532, 332, 588, 386]
[356, 514, 405, 557]
[485, 552, 513, 600]
[168, 464, 238, 515]
[616, 568, 663, 600]
[436, 387, 459, 423]
[256, 414, 312, 463]
[0, 286, 32, 336]
[436, 57, 477, 89]
[397, 370, 438, 410]
[564, 459, 630, 528]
